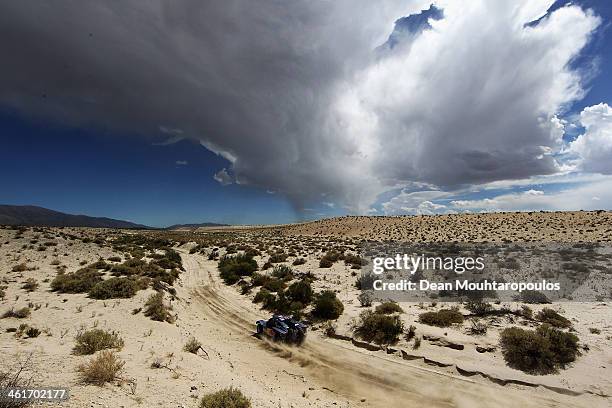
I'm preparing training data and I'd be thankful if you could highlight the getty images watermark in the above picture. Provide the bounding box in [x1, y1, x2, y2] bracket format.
[371, 253, 560, 292]
[360, 242, 610, 302]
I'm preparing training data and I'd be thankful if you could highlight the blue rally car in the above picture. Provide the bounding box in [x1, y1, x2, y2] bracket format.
[256, 314, 307, 344]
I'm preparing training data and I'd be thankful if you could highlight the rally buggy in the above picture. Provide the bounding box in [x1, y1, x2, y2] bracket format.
[256, 314, 307, 344]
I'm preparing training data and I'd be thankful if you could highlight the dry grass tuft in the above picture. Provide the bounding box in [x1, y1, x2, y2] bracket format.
[78, 351, 125, 385]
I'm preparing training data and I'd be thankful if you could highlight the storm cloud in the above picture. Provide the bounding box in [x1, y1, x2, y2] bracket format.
[0, 1, 602, 212]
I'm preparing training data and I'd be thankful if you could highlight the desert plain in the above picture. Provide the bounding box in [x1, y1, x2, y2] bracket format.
[0, 211, 611, 408]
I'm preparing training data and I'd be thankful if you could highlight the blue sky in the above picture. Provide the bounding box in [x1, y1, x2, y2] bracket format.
[0, 111, 308, 226]
[1, 1, 611, 226]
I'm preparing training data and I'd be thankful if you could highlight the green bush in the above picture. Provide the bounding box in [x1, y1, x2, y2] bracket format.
[286, 280, 313, 304]
[312, 291, 344, 320]
[500, 324, 579, 374]
[536, 308, 571, 329]
[354, 310, 404, 344]
[73, 329, 124, 355]
[218, 254, 258, 285]
[200, 387, 251, 408]
[89, 277, 138, 299]
[144, 292, 174, 323]
[419, 308, 464, 327]
[375, 301, 403, 314]
[51, 268, 103, 293]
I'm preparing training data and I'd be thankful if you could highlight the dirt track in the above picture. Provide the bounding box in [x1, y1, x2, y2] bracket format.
[180, 252, 606, 408]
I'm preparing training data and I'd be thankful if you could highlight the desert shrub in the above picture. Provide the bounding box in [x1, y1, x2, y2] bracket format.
[110, 264, 138, 277]
[78, 350, 125, 385]
[406, 325, 416, 341]
[268, 253, 288, 263]
[262, 277, 285, 293]
[271, 265, 293, 281]
[419, 308, 464, 327]
[354, 273, 374, 290]
[124, 258, 146, 268]
[536, 308, 571, 329]
[73, 329, 124, 355]
[218, 254, 258, 285]
[89, 277, 138, 299]
[163, 248, 183, 267]
[500, 325, 579, 374]
[2, 307, 31, 319]
[344, 254, 366, 269]
[142, 265, 180, 285]
[21, 278, 39, 292]
[184, 337, 202, 354]
[267, 292, 291, 314]
[520, 290, 550, 304]
[239, 282, 251, 295]
[358, 292, 373, 307]
[152, 254, 181, 271]
[468, 319, 488, 335]
[25, 326, 41, 338]
[0, 354, 34, 406]
[250, 272, 273, 287]
[375, 301, 403, 314]
[253, 288, 276, 309]
[292, 258, 306, 266]
[51, 268, 103, 293]
[354, 310, 404, 344]
[200, 387, 251, 408]
[465, 301, 492, 316]
[286, 280, 313, 304]
[90, 260, 110, 270]
[413, 336, 422, 349]
[107, 256, 122, 262]
[589, 327, 601, 334]
[144, 292, 174, 323]
[319, 257, 333, 268]
[0, 287, 5, 300]
[519, 305, 533, 319]
[312, 291, 344, 320]
[12, 263, 28, 272]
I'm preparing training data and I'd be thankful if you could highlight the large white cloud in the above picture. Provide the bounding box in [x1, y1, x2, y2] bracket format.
[568, 103, 612, 173]
[0, 0, 603, 212]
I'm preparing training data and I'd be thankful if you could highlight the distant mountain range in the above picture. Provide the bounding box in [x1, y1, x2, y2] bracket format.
[0, 205, 229, 229]
[0, 205, 150, 229]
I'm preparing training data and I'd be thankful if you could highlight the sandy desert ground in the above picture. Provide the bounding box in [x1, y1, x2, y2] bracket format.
[0, 212, 611, 407]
